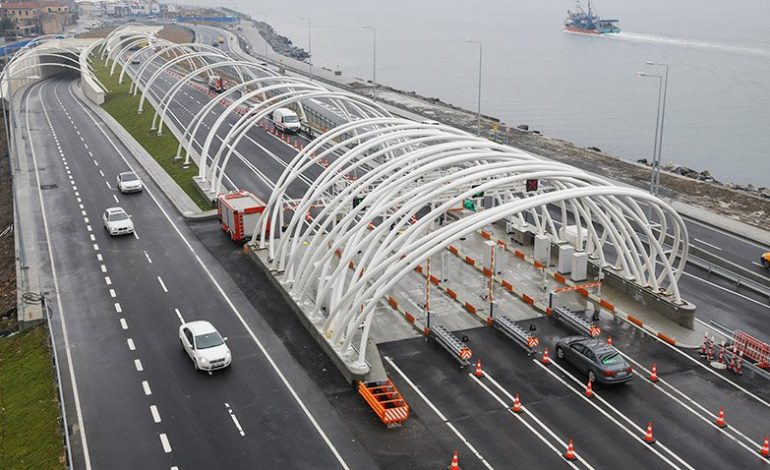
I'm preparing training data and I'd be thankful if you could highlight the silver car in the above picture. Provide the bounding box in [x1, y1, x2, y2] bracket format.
[555, 336, 632, 385]
[116, 171, 143, 193]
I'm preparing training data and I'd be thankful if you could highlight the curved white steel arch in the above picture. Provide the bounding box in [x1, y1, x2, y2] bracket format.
[151, 60, 272, 134]
[254, 117, 689, 365]
[121, 41, 227, 85]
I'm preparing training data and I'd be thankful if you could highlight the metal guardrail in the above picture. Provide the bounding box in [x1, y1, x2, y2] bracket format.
[430, 322, 472, 366]
[687, 255, 770, 300]
[491, 314, 539, 355]
[552, 306, 601, 338]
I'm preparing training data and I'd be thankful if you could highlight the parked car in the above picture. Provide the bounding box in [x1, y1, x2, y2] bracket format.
[116, 171, 143, 193]
[179, 321, 232, 373]
[761, 252, 770, 269]
[555, 336, 632, 385]
[102, 207, 134, 236]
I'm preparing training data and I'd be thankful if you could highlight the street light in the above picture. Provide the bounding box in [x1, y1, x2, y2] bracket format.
[465, 39, 482, 137]
[256, 12, 268, 58]
[646, 61, 669, 196]
[362, 25, 376, 101]
[299, 16, 312, 79]
[636, 71, 663, 199]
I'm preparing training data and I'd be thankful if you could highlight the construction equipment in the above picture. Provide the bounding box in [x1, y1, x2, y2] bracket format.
[358, 379, 410, 428]
[430, 323, 472, 367]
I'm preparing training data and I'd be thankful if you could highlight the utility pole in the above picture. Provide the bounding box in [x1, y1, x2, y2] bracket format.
[465, 39, 482, 137]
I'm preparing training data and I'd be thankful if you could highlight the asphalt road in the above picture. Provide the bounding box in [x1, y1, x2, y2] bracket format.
[21, 77, 375, 469]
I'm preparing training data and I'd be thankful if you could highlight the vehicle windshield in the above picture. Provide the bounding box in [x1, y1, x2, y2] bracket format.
[109, 212, 129, 221]
[195, 332, 224, 349]
[600, 353, 623, 365]
[121, 173, 139, 181]
[283, 115, 299, 123]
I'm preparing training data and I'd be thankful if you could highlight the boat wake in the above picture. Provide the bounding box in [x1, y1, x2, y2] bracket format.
[607, 31, 770, 57]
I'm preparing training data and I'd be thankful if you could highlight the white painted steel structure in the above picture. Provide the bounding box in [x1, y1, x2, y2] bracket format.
[103, 25, 690, 370]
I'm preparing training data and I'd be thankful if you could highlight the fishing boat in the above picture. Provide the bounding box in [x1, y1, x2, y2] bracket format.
[564, 1, 620, 35]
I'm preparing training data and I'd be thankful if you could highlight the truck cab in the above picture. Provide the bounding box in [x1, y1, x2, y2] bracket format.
[208, 75, 224, 93]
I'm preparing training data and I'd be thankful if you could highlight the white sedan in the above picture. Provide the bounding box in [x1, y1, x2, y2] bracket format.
[102, 207, 134, 236]
[116, 171, 143, 193]
[179, 321, 232, 374]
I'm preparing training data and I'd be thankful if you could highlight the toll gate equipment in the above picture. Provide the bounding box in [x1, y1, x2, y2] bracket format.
[552, 306, 601, 338]
[492, 314, 539, 355]
[358, 379, 410, 427]
[218, 190, 266, 242]
[430, 323, 472, 366]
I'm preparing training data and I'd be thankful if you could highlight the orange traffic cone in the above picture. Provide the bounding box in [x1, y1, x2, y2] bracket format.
[563, 438, 576, 461]
[760, 436, 770, 459]
[643, 422, 655, 444]
[714, 407, 727, 428]
[649, 363, 659, 383]
[474, 359, 484, 378]
[542, 347, 551, 365]
[607, 335, 613, 346]
[448, 450, 460, 470]
[512, 393, 523, 414]
[585, 378, 593, 398]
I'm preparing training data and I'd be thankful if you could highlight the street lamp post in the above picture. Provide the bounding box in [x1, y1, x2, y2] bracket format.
[299, 16, 312, 80]
[256, 12, 268, 58]
[362, 25, 376, 101]
[635, 71, 663, 199]
[647, 62, 669, 195]
[465, 39, 482, 137]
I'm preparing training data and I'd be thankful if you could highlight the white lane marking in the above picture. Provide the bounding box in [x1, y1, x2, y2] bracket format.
[92, 243, 99, 251]
[120, 318, 127, 330]
[26, 83, 92, 470]
[80, 210, 86, 216]
[83, 216, 89, 223]
[693, 237, 722, 251]
[99, 170, 105, 178]
[684, 216, 770, 251]
[546, 360, 694, 470]
[142, 381, 152, 396]
[75, 191, 79, 197]
[100, 264, 107, 273]
[87, 225, 92, 232]
[89, 234, 96, 242]
[174, 308, 185, 324]
[104, 276, 111, 285]
[78, 203, 83, 209]
[112, 194, 119, 204]
[105, 181, 111, 189]
[483, 373, 595, 470]
[468, 374, 584, 470]
[752, 261, 764, 268]
[134, 359, 143, 372]
[159, 433, 172, 453]
[614, 351, 768, 459]
[77, 197, 81, 203]
[150, 405, 161, 424]
[682, 270, 770, 310]
[535, 360, 683, 469]
[144, 251, 153, 264]
[84, 143, 89, 150]
[73, 84, 351, 469]
[109, 289, 116, 298]
[133, 230, 140, 240]
[96, 254, 102, 261]
[93, 159, 99, 166]
[157, 276, 168, 293]
[225, 403, 246, 437]
[385, 356, 494, 469]
[114, 303, 122, 313]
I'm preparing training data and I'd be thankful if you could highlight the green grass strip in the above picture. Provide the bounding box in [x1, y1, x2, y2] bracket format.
[90, 57, 211, 210]
[0, 326, 65, 469]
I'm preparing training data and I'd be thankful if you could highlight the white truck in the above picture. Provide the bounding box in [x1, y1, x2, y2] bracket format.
[208, 75, 225, 93]
[271, 107, 301, 133]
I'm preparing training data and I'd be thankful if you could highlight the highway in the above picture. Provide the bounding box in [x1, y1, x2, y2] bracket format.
[21, 77, 374, 469]
[13, 23, 770, 469]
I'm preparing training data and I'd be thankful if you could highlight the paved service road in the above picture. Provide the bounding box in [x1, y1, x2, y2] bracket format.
[21, 78, 373, 469]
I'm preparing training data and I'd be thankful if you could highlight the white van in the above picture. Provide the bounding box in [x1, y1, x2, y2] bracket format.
[271, 108, 301, 133]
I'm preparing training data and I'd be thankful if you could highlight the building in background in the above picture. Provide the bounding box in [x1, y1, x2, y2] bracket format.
[0, 1, 76, 35]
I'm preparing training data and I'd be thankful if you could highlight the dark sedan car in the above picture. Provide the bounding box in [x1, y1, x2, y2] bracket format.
[555, 336, 633, 385]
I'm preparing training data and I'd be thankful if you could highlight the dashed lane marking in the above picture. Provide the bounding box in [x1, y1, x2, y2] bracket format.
[127, 338, 135, 351]
[134, 359, 143, 372]
[120, 318, 127, 330]
[174, 308, 185, 324]
[142, 381, 152, 396]
[225, 403, 245, 437]
[150, 405, 161, 424]
[104, 276, 111, 285]
[159, 433, 172, 453]
[87, 225, 92, 232]
[99, 169, 105, 178]
[113, 194, 119, 204]
[93, 243, 99, 251]
[109, 289, 116, 298]
[96, 254, 102, 261]
[693, 238, 722, 251]
[104, 181, 110, 189]
[100, 264, 107, 273]
[144, 251, 152, 263]
[114, 303, 122, 313]
[157, 276, 168, 293]
[89, 234, 96, 242]
[133, 231, 140, 240]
